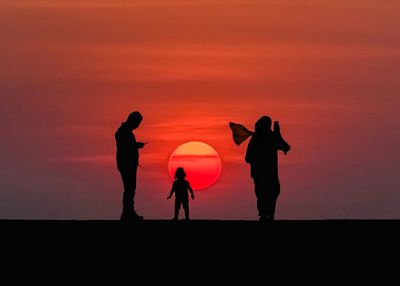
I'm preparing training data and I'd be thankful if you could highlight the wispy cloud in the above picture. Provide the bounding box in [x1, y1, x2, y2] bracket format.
[170, 155, 220, 159]
[4, 0, 397, 9]
[0, 0, 195, 8]
[52, 155, 114, 165]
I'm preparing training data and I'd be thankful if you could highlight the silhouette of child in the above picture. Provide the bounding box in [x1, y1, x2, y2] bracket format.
[167, 167, 195, 220]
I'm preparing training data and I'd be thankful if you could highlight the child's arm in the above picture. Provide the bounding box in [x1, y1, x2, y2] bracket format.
[167, 185, 175, 200]
[187, 183, 195, 200]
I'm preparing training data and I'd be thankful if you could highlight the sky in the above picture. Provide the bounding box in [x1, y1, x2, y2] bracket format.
[0, 0, 399, 220]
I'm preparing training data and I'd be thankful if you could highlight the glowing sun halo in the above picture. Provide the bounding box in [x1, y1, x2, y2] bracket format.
[168, 141, 222, 190]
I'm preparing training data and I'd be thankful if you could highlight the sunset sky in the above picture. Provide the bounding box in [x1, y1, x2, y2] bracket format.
[1, 0, 399, 220]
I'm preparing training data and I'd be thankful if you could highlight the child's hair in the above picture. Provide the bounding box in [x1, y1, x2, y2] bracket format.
[174, 167, 186, 180]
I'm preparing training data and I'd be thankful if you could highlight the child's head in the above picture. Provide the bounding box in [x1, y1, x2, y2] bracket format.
[174, 167, 186, 180]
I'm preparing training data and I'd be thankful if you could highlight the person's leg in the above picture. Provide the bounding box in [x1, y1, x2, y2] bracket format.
[271, 182, 280, 219]
[270, 198, 277, 220]
[254, 179, 267, 220]
[130, 168, 143, 219]
[120, 169, 133, 220]
[182, 200, 190, 220]
[174, 199, 181, 220]
[120, 167, 138, 220]
[265, 194, 275, 220]
[266, 182, 280, 220]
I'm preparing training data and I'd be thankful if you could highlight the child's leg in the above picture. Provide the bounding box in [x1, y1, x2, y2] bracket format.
[174, 199, 181, 219]
[182, 200, 190, 220]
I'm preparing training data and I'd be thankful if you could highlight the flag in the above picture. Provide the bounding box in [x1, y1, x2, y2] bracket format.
[229, 122, 254, 146]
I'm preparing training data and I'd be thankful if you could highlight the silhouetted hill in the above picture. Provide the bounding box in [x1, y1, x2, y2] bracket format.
[1, 220, 399, 272]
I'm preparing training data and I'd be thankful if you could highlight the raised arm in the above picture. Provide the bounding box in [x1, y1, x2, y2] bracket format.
[273, 121, 291, 154]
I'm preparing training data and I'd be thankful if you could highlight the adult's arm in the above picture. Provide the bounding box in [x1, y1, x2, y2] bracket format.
[245, 137, 256, 164]
[274, 121, 291, 154]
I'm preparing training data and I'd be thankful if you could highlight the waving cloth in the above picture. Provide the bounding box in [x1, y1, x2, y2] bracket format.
[229, 122, 254, 146]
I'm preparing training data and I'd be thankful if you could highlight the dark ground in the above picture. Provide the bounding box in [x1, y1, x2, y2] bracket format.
[1, 220, 398, 278]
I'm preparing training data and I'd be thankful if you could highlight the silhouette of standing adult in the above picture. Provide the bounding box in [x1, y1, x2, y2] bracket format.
[245, 116, 290, 221]
[115, 111, 145, 221]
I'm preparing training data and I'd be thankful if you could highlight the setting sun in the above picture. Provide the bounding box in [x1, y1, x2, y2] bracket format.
[168, 142, 222, 191]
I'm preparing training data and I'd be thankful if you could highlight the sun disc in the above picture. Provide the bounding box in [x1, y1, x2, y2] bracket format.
[168, 141, 222, 190]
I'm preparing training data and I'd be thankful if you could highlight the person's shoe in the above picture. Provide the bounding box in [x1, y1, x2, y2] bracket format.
[267, 215, 275, 221]
[172, 217, 178, 221]
[259, 216, 268, 222]
[132, 211, 144, 221]
[120, 212, 128, 221]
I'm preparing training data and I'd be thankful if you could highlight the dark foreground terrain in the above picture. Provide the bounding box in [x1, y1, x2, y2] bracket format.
[1, 220, 399, 274]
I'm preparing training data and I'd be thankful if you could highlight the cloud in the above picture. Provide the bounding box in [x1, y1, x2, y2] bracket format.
[0, 0, 194, 8]
[170, 155, 220, 159]
[52, 155, 114, 165]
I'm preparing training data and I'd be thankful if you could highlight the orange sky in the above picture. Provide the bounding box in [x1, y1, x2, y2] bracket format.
[1, 0, 399, 219]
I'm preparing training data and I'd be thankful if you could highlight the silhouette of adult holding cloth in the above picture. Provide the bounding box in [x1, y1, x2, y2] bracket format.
[115, 111, 146, 221]
[230, 116, 291, 221]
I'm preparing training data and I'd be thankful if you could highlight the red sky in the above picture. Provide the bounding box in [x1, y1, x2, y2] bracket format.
[1, 0, 399, 219]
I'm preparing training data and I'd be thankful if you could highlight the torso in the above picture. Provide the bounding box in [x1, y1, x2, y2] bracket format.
[173, 180, 189, 200]
[115, 123, 139, 169]
[248, 133, 279, 180]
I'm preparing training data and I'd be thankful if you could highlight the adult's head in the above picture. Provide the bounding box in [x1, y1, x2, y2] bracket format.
[255, 116, 272, 134]
[125, 111, 143, 130]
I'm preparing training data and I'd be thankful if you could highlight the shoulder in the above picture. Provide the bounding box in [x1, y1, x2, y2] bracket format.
[116, 125, 132, 140]
[115, 126, 123, 139]
[246, 135, 257, 149]
[116, 124, 126, 134]
[248, 135, 258, 145]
